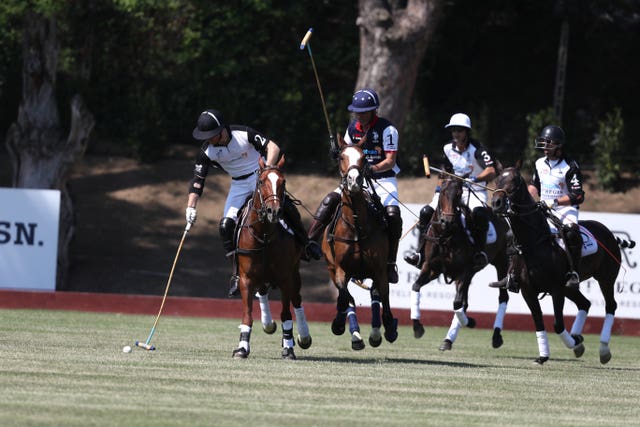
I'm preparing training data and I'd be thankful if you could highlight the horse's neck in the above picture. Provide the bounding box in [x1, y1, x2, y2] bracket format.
[510, 198, 552, 251]
[341, 191, 369, 221]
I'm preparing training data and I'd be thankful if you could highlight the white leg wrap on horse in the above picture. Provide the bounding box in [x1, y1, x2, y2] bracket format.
[601, 313, 614, 344]
[570, 309, 588, 336]
[454, 307, 468, 327]
[410, 290, 421, 320]
[559, 329, 576, 349]
[294, 306, 309, 337]
[536, 330, 550, 357]
[258, 293, 272, 326]
[239, 324, 252, 351]
[493, 302, 507, 329]
[445, 315, 461, 342]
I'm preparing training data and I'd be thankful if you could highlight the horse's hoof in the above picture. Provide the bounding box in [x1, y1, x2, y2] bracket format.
[232, 347, 249, 359]
[571, 334, 585, 358]
[263, 321, 277, 335]
[297, 335, 312, 349]
[467, 317, 476, 328]
[439, 339, 452, 351]
[492, 327, 504, 349]
[534, 356, 549, 365]
[369, 328, 382, 347]
[352, 331, 365, 351]
[413, 320, 425, 339]
[331, 318, 346, 336]
[281, 347, 296, 360]
[600, 350, 612, 364]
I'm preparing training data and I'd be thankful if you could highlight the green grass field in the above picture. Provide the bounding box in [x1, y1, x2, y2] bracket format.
[1, 309, 639, 427]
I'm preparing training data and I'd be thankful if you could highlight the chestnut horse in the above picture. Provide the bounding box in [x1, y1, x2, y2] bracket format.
[321, 137, 398, 350]
[492, 166, 633, 364]
[232, 156, 312, 360]
[409, 177, 511, 350]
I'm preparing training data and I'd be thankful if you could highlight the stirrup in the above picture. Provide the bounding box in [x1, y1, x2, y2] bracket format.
[565, 271, 580, 289]
[403, 252, 422, 267]
[228, 275, 240, 297]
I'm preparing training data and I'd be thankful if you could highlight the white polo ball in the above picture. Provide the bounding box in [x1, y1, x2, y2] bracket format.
[122, 345, 132, 353]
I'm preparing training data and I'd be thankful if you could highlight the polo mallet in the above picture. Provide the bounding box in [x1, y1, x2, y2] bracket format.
[300, 27, 336, 151]
[424, 154, 495, 192]
[134, 222, 191, 351]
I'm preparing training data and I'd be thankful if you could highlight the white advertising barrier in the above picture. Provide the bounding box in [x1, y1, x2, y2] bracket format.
[0, 188, 60, 291]
[348, 203, 640, 319]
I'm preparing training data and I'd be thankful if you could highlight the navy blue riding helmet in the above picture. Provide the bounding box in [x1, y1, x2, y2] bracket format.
[347, 89, 380, 112]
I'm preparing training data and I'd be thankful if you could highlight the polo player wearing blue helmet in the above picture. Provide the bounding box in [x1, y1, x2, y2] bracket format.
[307, 88, 403, 283]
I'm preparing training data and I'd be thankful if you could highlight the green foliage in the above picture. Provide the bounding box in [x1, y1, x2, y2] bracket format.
[524, 107, 556, 175]
[592, 108, 623, 191]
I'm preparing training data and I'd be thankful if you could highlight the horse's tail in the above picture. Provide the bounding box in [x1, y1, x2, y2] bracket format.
[616, 237, 636, 249]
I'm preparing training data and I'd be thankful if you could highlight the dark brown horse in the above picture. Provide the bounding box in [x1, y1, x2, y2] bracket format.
[321, 137, 398, 350]
[409, 177, 511, 350]
[492, 166, 633, 364]
[232, 156, 312, 360]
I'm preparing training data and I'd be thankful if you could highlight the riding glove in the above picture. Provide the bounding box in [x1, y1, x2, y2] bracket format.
[185, 207, 197, 225]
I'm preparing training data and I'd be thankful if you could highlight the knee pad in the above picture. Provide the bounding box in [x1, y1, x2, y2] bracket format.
[219, 217, 237, 252]
[419, 205, 434, 230]
[322, 192, 341, 208]
[472, 207, 489, 227]
[385, 205, 402, 235]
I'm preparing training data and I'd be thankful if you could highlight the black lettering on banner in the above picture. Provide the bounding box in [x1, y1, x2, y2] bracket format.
[0, 221, 9, 244]
[0, 222, 38, 245]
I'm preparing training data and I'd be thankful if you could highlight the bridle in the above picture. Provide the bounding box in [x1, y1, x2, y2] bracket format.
[493, 171, 538, 217]
[253, 166, 285, 225]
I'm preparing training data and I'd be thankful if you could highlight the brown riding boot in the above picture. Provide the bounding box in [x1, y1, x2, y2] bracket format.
[385, 206, 402, 284]
[307, 192, 341, 249]
[403, 205, 434, 267]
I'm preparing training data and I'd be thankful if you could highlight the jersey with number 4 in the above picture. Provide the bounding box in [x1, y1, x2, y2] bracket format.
[531, 156, 584, 206]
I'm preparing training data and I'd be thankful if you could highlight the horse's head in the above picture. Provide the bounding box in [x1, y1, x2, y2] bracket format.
[433, 178, 463, 232]
[492, 166, 526, 215]
[337, 134, 367, 193]
[255, 156, 286, 224]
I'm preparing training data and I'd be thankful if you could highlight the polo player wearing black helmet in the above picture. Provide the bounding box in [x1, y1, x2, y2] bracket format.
[186, 109, 322, 297]
[489, 124, 585, 291]
[307, 88, 403, 284]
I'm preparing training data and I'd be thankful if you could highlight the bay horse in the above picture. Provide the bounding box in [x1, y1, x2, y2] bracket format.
[232, 155, 312, 360]
[492, 166, 633, 364]
[322, 137, 398, 350]
[409, 177, 511, 351]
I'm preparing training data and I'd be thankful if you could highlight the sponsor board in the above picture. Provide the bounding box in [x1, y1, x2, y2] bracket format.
[0, 188, 60, 290]
[348, 204, 640, 319]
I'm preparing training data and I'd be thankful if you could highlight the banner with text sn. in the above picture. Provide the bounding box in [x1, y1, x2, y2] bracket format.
[0, 188, 60, 291]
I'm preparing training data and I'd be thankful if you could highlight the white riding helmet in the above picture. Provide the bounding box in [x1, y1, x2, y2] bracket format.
[444, 113, 472, 129]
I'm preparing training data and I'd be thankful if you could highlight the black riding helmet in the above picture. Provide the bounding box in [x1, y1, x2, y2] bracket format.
[534, 125, 565, 150]
[193, 109, 226, 140]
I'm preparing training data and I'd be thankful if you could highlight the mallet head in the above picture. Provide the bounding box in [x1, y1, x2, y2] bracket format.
[135, 341, 156, 351]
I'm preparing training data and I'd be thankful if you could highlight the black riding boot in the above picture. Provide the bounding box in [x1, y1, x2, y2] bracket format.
[470, 207, 489, 269]
[404, 205, 434, 267]
[307, 192, 341, 244]
[563, 224, 582, 289]
[385, 206, 403, 284]
[219, 217, 240, 297]
[283, 197, 322, 261]
[489, 230, 520, 293]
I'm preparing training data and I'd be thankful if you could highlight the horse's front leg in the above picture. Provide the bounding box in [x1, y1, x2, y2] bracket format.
[256, 289, 277, 335]
[553, 291, 585, 358]
[289, 274, 312, 352]
[377, 280, 398, 345]
[279, 289, 296, 360]
[521, 287, 550, 364]
[368, 287, 383, 347]
[410, 268, 440, 339]
[233, 274, 254, 359]
[440, 277, 475, 352]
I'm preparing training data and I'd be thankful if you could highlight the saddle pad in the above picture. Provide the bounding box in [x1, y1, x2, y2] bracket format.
[549, 221, 598, 257]
[460, 214, 497, 245]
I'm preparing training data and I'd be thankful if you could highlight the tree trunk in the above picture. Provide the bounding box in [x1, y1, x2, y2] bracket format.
[354, 0, 445, 131]
[5, 11, 94, 290]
